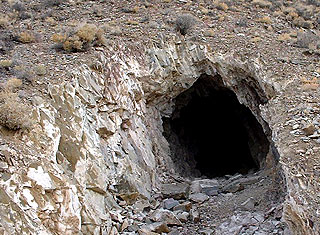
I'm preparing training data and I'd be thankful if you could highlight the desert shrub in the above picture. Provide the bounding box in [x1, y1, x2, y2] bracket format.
[0, 15, 9, 28]
[0, 78, 32, 130]
[0, 60, 13, 69]
[13, 66, 33, 83]
[52, 23, 106, 52]
[175, 14, 196, 36]
[18, 31, 36, 43]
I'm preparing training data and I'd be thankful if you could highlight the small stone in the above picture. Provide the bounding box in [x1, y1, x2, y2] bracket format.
[222, 182, 244, 193]
[190, 181, 201, 194]
[148, 222, 170, 233]
[110, 211, 123, 223]
[196, 179, 220, 194]
[240, 197, 255, 211]
[0, 161, 8, 169]
[173, 201, 192, 212]
[302, 123, 316, 136]
[140, 222, 169, 234]
[176, 211, 189, 223]
[199, 228, 214, 235]
[238, 175, 261, 186]
[163, 198, 179, 210]
[190, 208, 200, 223]
[228, 174, 243, 181]
[127, 224, 139, 232]
[168, 229, 180, 235]
[252, 0, 272, 8]
[189, 193, 209, 203]
[150, 209, 182, 226]
[292, 124, 299, 130]
[204, 189, 218, 196]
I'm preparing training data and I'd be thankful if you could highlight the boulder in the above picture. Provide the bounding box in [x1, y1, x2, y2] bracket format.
[189, 193, 209, 203]
[162, 183, 189, 200]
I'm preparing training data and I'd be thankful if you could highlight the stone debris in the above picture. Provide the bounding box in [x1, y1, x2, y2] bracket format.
[190, 180, 202, 194]
[163, 198, 179, 210]
[240, 197, 256, 211]
[104, 172, 289, 234]
[140, 222, 170, 234]
[150, 209, 182, 226]
[216, 211, 285, 235]
[162, 183, 189, 200]
[199, 228, 215, 235]
[189, 193, 210, 203]
[175, 211, 189, 223]
[173, 201, 192, 212]
[222, 181, 244, 193]
[302, 123, 316, 136]
[190, 208, 201, 223]
[191, 179, 220, 196]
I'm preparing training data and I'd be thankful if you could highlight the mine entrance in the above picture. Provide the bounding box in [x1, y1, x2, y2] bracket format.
[162, 74, 270, 178]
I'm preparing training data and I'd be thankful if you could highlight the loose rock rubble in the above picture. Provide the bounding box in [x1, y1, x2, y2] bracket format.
[111, 170, 286, 234]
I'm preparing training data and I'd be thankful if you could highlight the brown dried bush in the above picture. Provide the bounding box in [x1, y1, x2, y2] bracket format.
[18, 31, 36, 43]
[0, 15, 9, 28]
[0, 78, 33, 130]
[52, 23, 106, 52]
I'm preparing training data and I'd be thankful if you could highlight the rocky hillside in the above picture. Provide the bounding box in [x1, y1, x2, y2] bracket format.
[0, 0, 319, 234]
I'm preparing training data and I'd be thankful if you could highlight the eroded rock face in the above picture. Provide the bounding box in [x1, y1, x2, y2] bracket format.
[0, 38, 317, 234]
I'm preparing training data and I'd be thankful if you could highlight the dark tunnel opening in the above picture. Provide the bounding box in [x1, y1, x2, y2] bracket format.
[162, 74, 271, 178]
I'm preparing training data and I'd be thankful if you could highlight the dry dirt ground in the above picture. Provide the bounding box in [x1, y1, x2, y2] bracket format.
[0, 0, 319, 93]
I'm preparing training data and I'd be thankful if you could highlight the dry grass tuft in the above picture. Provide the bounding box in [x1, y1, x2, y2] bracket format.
[19, 31, 36, 43]
[216, 2, 229, 11]
[0, 78, 33, 130]
[52, 23, 106, 52]
[257, 16, 272, 24]
[0, 15, 9, 28]
[0, 60, 13, 69]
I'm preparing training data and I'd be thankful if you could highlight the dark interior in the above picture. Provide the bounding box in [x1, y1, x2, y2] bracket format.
[162, 74, 270, 178]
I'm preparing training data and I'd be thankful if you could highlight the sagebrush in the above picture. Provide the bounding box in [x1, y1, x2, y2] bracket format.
[52, 23, 106, 52]
[0, 78, 33, 130]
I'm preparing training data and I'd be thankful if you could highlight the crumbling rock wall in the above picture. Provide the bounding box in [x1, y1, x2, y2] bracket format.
[0, 38, 318, 234]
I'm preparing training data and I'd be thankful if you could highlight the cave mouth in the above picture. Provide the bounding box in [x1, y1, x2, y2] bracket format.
[162, 74, 271, 178]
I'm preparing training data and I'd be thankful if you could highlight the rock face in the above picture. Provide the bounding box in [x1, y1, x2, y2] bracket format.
[0, 38, 318, 234]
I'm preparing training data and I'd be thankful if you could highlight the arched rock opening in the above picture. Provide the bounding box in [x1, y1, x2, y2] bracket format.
[162, 74, 272, 178]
